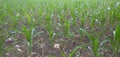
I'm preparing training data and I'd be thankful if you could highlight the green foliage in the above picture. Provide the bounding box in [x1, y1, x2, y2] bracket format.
[79, 28, 100, 57]
[109, 23, 120, 56]
[63, 20, 71, 38]
[45, 13, 56, 42]
[45, 55, 56, 57]
[22, 25, 35, 56]
[69, 45, 86, 57]
[114, 23, 120, 50]
[22, 12, 35, 56]
[49, 45, 86, 57]
[0, 35, 5, 57]
[60, 49, 66, 57]
[0, 0, 120, 57]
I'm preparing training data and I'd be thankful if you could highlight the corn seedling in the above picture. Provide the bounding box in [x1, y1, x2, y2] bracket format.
[45, 55, 56, 57]
[0, 0, 120, 57]
[79, 28, 101, 57]
[68, 45, 87, 57]
[59, 49, 66, 57]
[109, 23, 120, 57]
[46, 45, 86, 57]
[21, 12, 36, 56]
[63, 20, 72, 38]
[45, 13, 56, 42]
[60, 44, 87, 57]
[22, 25, 35, 56]
[0, 35, 5, 57]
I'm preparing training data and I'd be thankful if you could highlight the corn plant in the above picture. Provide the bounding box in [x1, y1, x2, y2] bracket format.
[0, 0, 120, 57]
[60, 45, 83, 57]
[109, 23, 120, 57]
[45, 45, 86, 57]
[45, 13, 56, 42]
[45, 55, 56, 57]
[22, 12, 35, 57]
[63, 20, 72, 38]
[0, 34, 5, 57]
[79, 28, 101, 57]
[22, 25, 35, 57]
[46, 22, 56, 42]
[68, 45, 87, 57]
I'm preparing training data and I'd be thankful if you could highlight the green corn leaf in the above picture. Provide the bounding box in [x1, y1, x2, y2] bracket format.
[79, 28, 100, 57]
[45, 55, 56, 57]
[114, 23, 120, 51]
[79, 28, 94, 41]
[0, 37, 5, 57]
[114, 24, 120, 43]
[100, 38, 109, 46]
[92, 38, 99, 57]
[69, 45, 86, 57]
[60, 49, 66, 57]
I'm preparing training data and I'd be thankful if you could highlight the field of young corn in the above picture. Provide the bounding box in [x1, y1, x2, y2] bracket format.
[0, 0, 120, 57]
